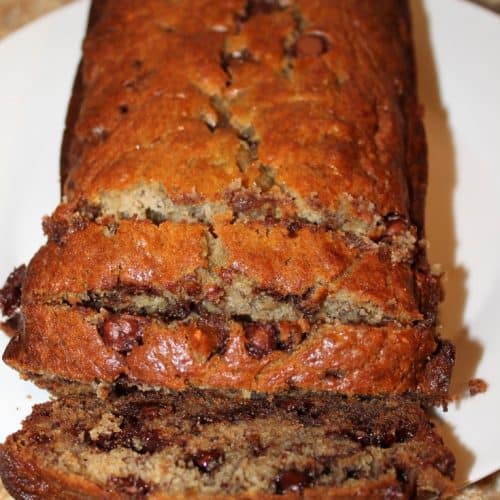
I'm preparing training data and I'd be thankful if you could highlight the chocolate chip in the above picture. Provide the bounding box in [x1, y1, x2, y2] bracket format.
[286, 220, 301, 238]
[130, 429, 166, 454]
[191, 449, 224, 473]
[0, 265, 26, 318]
[246, 0, 282, 17]
[29, 433, 52, 445]
[324, 369, 345, 379]
[275, 469, 312, 494]
[194, 313, 229, 357]
[346, 423, 416, 449]
[89, 421, 167, 455]
[244, 322, 278, 358]
[99, 315, 148, 354]
[246, 434, 266, 456]
[293, 32, 331, 58]
[112, 377, 139, 397]
[87, 430, 116, 452]
[226, 189, 272, 213]
[119, 104, 129, 114]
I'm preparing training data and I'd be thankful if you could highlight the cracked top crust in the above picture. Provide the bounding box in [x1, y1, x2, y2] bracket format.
[61, 0, 424, 236]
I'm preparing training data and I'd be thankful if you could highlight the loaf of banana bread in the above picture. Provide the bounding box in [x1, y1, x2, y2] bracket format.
[0, 1, 457, 497]
[0, 0, 453, 400]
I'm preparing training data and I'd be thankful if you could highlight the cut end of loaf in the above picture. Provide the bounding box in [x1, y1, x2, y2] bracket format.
[0, 390, 456, 499]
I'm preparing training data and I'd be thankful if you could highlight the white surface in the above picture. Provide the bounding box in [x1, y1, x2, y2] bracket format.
[0, 0, 498, 487]
[412, 0, 500, 486]
[0, 0, 88, 440]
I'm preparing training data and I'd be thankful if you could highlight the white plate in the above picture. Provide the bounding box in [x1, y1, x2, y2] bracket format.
[0, 0, 499, 488]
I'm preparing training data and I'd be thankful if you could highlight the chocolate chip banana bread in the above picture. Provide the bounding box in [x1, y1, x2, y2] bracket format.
[0, 389, 455, 499]
[1, 0, 454, 401]
[0, 1, 457, 497]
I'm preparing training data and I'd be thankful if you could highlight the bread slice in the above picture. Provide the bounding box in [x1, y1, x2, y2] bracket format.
[5, 303, 451, 400]
[27, 217, 421, 325]
[0, 389, 455, 499]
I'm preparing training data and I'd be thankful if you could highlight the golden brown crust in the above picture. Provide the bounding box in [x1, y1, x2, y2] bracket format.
[0, 446, 108, 500]
[213, 218, 419, 309]
[61, 0, 418, 229]
[4, 304, 448, 397]
[23, 220, 208, 302]
[23, 217, 421, 324]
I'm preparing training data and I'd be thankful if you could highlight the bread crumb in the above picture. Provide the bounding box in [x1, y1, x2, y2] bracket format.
[468, 378, 488, 396]
[88, 412, 123, 441]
